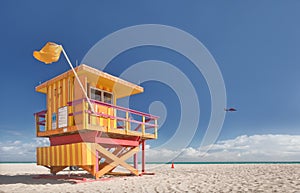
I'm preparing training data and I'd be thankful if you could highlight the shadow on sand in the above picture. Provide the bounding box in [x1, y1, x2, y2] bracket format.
[0, 173, 96, 185]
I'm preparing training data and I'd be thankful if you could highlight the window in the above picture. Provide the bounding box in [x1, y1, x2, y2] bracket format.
[104, 92, 113, 104]
[90, 87, 113, 104]
[90, 88, 102, 101]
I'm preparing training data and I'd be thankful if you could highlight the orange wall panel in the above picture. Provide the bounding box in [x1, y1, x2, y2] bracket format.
[36, 143, 96, 166]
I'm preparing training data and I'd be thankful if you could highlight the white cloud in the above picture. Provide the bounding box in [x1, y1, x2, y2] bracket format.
[1, 134, 300, 162]
[0, 138, 49, 162]
[145, 134, 300, 162]
[0, 129, 23, 136]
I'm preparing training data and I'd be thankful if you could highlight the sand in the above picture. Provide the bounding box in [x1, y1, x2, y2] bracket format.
[0, 163, 299, 193]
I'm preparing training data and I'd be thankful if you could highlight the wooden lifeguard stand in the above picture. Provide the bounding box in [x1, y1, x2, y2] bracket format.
[34, 64, 158, 179]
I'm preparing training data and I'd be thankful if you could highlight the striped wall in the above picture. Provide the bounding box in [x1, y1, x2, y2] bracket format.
[47, 76, 74, 131]
[37, 142, 96, 166]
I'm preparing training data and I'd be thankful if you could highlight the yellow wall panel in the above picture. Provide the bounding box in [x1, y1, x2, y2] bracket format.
[55, 145, 60, 165]
[47, 85, 52, 131]
[42, 147, 46, 165]
[58, 80, 61, 108]
[47, 147, 51, 165]
[66, 144, 70, 166]
[63, 78, 66, 106]
[60, 145, 66, 164]
[53, 83, 56, 115]
[37, 143, 95, 166]
[77, 143, 82, 164]
[51, 147, 55, 165]
[71, 143, 76, 165]
[37, 148, 42, 165]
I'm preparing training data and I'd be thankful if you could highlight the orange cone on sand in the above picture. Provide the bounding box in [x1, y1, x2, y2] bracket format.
[171, 162, 175, 169]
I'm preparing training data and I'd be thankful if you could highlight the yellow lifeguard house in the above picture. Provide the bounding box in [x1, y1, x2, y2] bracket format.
[34, 64, 158, 179]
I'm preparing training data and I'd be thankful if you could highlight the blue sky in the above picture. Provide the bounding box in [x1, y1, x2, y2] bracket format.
[0, 1, 300, 162]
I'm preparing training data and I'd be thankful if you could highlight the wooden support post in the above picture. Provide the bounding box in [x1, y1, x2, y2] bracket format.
[50, 166, 66, 175]
[142, 140, 145, 173]
[81, 165, 96, 176]
[95, 144, 139, 179]
[134, 153, 138, 169]
[96, 151, 99, 172]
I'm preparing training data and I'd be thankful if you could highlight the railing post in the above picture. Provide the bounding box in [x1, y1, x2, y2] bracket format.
[82, 99, 87, 129]
[125, 112, 129, 133]
[107, 108, 111, 132]
[35, 114, 39, 136]
[45, 113, 47, 131]
[86, 100, 89, 128]
[114, 109, 117, 129]
[142, 116, 145, 136]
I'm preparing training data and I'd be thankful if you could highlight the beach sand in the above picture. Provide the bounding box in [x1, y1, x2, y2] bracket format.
[0, 164, 299, 193]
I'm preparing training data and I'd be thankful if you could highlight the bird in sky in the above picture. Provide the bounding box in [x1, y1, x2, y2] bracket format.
[224, 108, 237, 112]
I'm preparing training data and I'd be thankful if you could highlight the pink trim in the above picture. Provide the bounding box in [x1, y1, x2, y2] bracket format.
[49, 133, 94, 145]
[34, 110, 47, 116]
[134, 118, 152, 131]
[95, 137, 139, 147]
[50, 132, 139, 147]
[85, 110, 157, 128]
[68, 111, 83, 116]
[68, 98, 159, 119]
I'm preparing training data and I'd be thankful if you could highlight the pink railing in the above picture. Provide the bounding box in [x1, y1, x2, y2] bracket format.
[34, 110, 47, 133]
[68, 98, 158, 119]
[69, 98, 158, 137]
[35, 98, 158, 138]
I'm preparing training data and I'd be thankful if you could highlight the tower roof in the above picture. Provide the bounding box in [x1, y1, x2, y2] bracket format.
[36, 64, 143, 98]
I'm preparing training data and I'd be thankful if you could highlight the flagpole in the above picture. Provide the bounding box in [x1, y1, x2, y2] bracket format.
[61, 46, 95, 113]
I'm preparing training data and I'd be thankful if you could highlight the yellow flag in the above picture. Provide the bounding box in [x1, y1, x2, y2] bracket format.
[33, 42, 62, 64]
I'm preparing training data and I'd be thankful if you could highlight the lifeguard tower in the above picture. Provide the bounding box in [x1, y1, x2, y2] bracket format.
[34, 64, 158, 179]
